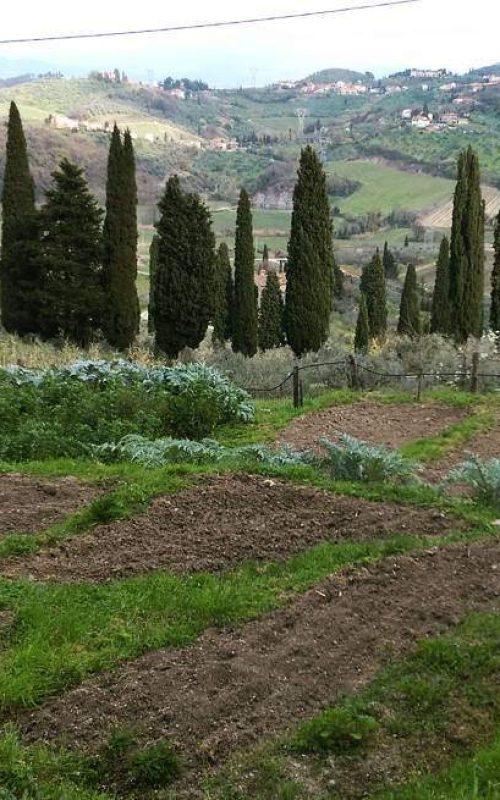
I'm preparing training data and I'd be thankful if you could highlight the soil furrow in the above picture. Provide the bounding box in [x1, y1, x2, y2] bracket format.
[19, 538, 500, 792]
[0, 475, 463, 582]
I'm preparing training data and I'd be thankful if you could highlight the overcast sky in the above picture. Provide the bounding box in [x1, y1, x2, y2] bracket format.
[1, 0, 498, 86]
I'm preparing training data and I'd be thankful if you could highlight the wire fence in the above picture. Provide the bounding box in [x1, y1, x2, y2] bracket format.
[241, 354, 500, 407]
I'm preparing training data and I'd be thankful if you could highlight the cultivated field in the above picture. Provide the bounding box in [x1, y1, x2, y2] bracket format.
[0, 371, 499, 799]
[420, 184, 500, 229]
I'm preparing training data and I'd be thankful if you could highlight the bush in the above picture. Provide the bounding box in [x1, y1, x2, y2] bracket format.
[319, 434, 420, 483]
[445, 455, 500, 508]
[290, 705, 379, 755]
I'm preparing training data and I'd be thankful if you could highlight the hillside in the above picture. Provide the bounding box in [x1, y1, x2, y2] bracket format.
[305, 67, 373, 83]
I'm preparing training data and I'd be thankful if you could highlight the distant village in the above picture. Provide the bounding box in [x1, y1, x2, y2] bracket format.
[42, 65, 500, 145]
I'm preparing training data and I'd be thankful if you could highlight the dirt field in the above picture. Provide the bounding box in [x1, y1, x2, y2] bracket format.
[0, 474, 99, 538]
[0, 475, 464, 582]
[20, 539, 500, 793]
[276, 403, 467, 452]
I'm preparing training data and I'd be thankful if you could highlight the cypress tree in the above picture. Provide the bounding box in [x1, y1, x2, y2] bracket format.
[154, 176, 215, 358]
[430, 236, 451, 334]
[398, 263, 421, 337]
[259, 271, 284, 351]
[284, 146, 334, 356]
[0, 101, 41, 335]
[147, 234, 159, 334]
[491, 211, 500, 334]
[361, 251, 387, 342]
[332, 253, 344, 302]
[102, 126, 139, 349]
[354, 294, 369, 354]
[38, 159, 103, 346]
[262, 243, 269, 268]
[212, 242, 233, 343]
[232, 189, 258, 356]
[449, 147, 485, 342]
[383, 241, 398, 279]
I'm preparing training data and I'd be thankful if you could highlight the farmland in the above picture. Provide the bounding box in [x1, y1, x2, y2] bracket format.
[0, 353, 499, 798]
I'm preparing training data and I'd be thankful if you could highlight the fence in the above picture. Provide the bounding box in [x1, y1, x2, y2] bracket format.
[242, 353, 500, 407]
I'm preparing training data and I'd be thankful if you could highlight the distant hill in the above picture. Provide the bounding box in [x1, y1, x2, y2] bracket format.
[471, 63, 500, 77]
[304, 68, 373, 84]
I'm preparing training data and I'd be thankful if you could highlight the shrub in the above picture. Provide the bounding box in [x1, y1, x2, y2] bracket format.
[319, 434, 421, 483]
[445, 455, 500, 508]
[290, 705, 379, 755]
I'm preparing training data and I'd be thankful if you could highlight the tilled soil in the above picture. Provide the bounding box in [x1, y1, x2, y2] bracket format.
[0, 474, 99, 538]
[0, 475, 464, 582]
[19, 538, 500, 794]
[276, 403, 467, 452]
[422, 421, 500, 484]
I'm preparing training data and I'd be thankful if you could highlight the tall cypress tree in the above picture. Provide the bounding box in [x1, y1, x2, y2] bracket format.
[383, 241, 398, 279]
[361, 251, 387, 342]
[102, 125, 139, 349]
[284, 146, 334, 356]
[38, 159, 103, 346]
[0, 101, 41, 335]
[430, 236, 451, 334]
[259, 271, 284, 351]
[212, 242, 233, 344]
[398, 263, 421, 337]
[449, 147, 485, 342]
[354, 294, 369, 354]
[491, 211, 500, 334]
[147, 234, 159, 334]
[154, 176, 215, 358]
[232, 189, 258, 356]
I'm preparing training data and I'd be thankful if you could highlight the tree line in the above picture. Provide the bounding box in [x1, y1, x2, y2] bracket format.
[1, 101, 498, 359]
[355, 145, 498, 353]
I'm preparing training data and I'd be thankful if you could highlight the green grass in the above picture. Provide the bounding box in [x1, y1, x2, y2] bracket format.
[400, 409, 496, 464]
[327, 160, 455, 216]
[206, 611, 500, 799]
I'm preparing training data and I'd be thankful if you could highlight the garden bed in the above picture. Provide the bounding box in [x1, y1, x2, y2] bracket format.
[276, 403, 467, 452]
[0, 474, 463, 582]
[19, 539, 500, 792]
[0, 474, 99, 538]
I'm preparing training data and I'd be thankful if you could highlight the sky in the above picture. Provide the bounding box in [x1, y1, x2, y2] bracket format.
[0, 0, 498, 87]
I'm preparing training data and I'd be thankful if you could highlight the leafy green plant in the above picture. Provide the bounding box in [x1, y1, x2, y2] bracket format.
[445, 455, 500, 508]
[290, 705, 379, 755]
[319, 434, 421, 483]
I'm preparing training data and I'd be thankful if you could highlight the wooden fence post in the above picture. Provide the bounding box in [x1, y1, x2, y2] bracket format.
[416, 370, 423, 402]
[471, 352, 479, 394]
[293, 366, 300, 408]
[348, 355, 359, 390]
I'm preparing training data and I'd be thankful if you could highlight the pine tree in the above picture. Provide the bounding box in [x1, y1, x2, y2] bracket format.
[430, 236, 451, 334]
[212, 242, 233, 344]
[491, 211, 500, 335]
[360, 251, 387, 341]
[259, 271, 284, 351]
[154, 176, 215, 358]
[398, 263, 421, 337]
[0, 101, 41, 335]
[354, 293, 369, 354]
[232, 189, 258, 356]
[449, 147, 485, 342]
[38, 159, 103, 346]
[404, 235, 409, 247]
[147, 234, 159, 334]
[102, 126, 139, 349]
[284, 146, 334, 356]
[382, 241, 398, 279]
